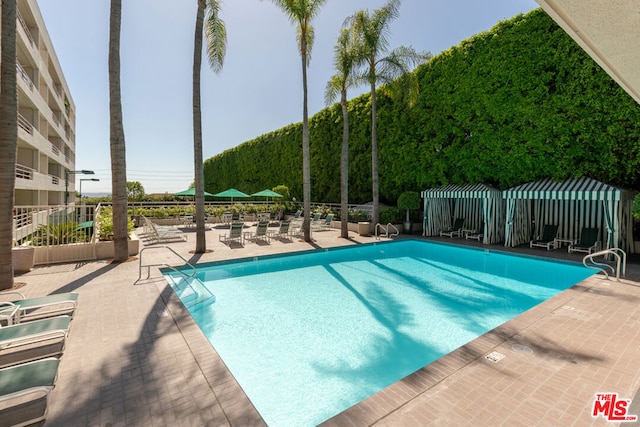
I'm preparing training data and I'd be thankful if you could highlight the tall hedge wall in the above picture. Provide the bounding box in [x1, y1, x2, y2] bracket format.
[204, 9, 640, 204]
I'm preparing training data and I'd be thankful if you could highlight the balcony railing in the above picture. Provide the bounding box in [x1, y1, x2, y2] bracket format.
[52, 112, 61, 128]
[18, 113, 34, 135]
[51, 143, 60, 156]
[17, 10, 35, 47]
[51, 175, 59, 185]
[16, 63, 34, 91]
[16, 164, 34, 180]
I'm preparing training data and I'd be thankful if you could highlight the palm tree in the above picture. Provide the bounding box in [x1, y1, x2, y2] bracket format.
[268, 0, 327, 242]
[345, 0, 430, 226]
[193, 0, 226, 253]
[325, 28, 357, 239]
[109, 0, 129, 262]
[0, 0, 18, 289]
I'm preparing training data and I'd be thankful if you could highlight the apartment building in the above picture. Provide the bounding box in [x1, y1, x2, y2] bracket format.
[14, 0, 76, 206]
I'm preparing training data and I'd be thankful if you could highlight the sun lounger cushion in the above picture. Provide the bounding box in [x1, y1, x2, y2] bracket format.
[0, 292, 78, 323]
[0, 358, 60, 427]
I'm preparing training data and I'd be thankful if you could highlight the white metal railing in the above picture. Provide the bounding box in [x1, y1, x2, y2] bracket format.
[375, 223, 400, 240]
[51, 143, 60, 156]
[50, 175, 59, 185]
[15, 164, 34, 180]
[17, 114, 34, 135]
[583, 248, 626, 281]
[52, 112, 61, 128]
[16, 63, 34, 91]
[17, 10, 35, 47]
[12, 205, 96, 246]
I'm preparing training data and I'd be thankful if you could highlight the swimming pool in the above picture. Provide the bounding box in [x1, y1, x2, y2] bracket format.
[164, 239, 594, 426]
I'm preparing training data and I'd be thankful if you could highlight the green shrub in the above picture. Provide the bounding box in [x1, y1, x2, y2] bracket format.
[30, 222, 88, 246]
[379, 207, 403, 224]
[96, 207, 134, 241]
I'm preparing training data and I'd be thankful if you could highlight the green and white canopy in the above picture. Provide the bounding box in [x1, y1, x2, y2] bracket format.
[503, 177, 635, 253]
[421, 183, 505, 244]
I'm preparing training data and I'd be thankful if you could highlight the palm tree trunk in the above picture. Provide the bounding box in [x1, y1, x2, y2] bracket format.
[370, 80, 379, 227]
[0, 0, 18, 289]
[193, 1, 206, 253]
[109, 0, 129, 262]
[340, 89, 349, 239]
[301, 39, 311, 242]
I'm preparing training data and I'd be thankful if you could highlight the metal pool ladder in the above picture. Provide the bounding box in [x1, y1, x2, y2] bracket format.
[375, 223, 400, 240]
[136, 246, 214, 307]
[582, 248, 626, 281]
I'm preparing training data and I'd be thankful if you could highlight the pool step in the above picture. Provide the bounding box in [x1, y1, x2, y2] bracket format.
[168, 275, 216, 308]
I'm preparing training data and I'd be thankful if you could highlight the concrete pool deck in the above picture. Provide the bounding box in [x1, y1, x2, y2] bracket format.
[10, 222, 640, 426]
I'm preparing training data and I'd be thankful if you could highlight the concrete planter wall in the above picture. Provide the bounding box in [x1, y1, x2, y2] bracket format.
[33, 233, 139, 265]
[12, 246, 35, 273]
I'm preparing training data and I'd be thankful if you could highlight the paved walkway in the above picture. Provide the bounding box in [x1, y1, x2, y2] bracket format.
[9, 222, 640, 426]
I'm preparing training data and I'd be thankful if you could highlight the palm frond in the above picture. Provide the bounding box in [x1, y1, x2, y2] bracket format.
[205, 0, 227, 73]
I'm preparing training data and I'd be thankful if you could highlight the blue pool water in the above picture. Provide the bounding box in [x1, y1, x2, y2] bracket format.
[164, 240, 594, 426]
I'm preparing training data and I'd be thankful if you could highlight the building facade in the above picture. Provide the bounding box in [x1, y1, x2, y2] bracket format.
[14, 0, 76, 206]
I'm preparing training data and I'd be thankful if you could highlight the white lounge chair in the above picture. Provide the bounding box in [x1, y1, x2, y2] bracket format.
[246, 221, 270, 243]
[568, 227, 600, 254]
[269, 220, 291, 240]
[0, 292, 78, 324]
[219, 222, 245, 245]
[312, 213, 334, 230]
[530, 224, 559, 250]
[0, 316, 71, 368]
[0, 358, 60, 426]
[440, 218, 465, 238]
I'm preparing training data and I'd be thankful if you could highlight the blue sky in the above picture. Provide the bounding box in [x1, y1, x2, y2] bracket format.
[38, 0, 538, 195]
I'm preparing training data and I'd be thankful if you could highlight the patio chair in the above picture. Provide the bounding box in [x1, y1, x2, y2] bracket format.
[308, 213, 322, 228]
[269, 220, 291, 241]
[148, 221, 187, 244]
[0, 292, 78, 324]
[246, 221, 270, 243]
[568, 227, 600, 254]
[0, 316, 71, 369]
[465, 223, 484, 242]
[219, 222, 245, 245]
[312, 213, 334, 230]
[440, 218, 465, 238]
[0, 358, 60, 427]
[530, 224, 559, 250]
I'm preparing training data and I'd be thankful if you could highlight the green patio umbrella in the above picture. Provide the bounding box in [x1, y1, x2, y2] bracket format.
[251, 189, 283, 198]
[174, 188, 214, 197]
[213, 188, 250, 202]
[251, 189, 283, 213]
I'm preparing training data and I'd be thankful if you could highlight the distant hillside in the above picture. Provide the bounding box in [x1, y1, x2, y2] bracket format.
[203, 9, 640, 204]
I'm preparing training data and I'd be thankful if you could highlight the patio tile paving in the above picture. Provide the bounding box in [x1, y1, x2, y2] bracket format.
[8, 222, 640, 426]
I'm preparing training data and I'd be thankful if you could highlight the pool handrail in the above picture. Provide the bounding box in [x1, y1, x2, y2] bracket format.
[375, 223, 399, 240]
[137, 245, 197, 283]
[582, 248, 626, 281]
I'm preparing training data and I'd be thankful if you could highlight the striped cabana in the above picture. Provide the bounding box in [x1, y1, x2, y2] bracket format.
[503, 177, 636, 253]
[421, 183, 506, 244]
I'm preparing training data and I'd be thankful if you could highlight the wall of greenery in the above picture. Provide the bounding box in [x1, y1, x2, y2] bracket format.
[203, 9, 640, 205]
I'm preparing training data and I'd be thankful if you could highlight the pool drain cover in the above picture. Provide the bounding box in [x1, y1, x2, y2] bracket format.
[485, 351, 505, 363]
[512, 344, 533, 354]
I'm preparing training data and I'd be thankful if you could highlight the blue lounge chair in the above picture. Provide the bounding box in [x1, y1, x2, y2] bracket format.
[312, 213, 334, 230]
[465, 223, 484, 242]
[246, 221, 270, 243]
[530, 224, 559, 250]
[0, 315, 71, 368]
[219, 222, 245, 245]
[0, 358, 60, 426]
[440, 218, 465, 238]
[0, 292, 78, 324]
[568, 227, 600, 254]
[269, 220, 291, 240]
